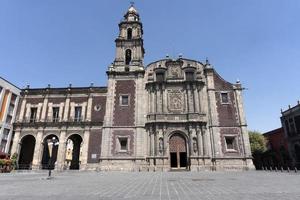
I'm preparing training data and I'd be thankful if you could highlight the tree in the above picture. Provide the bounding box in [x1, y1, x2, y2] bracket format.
[249, 130, 267, 155]
[249, 130, 267, 170]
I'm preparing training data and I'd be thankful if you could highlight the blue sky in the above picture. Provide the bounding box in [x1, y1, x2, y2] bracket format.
[1, 0, 300, 132]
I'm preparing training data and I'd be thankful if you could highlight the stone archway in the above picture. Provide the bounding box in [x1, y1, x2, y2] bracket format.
[169, 133, 187, 169]
[41, 134, 59, 170]
[18, 135, 36, 170]
[65, 134, 83, 170]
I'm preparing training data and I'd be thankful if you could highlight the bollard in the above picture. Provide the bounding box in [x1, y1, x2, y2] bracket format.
[287, 167, 290, 173]
[281, 166, 283, 172]
[270, 166, 272, 171]
[295, 167, 297, 173]
[275, 167, 277, 172]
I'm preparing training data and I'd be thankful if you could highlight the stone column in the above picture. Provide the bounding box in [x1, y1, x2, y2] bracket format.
[234, 84, 252, 157]
[57, 130, 66, 170]
[202, 126, 212, 157]
[152, 86, 156, 113]
[80, 130, 90, 169]
[163, 85, 168, 113]
[32, 131, 43, 170]
[150, 131, 155, 156]
[59, 103, 64, 122]
[63, 96, 70, 121]
[205, 67, 220, 157]
[40, 95, 48, 122]
[86, 95, 93, 121]
[25, 104, 31, 121]
[10, 131, 21, 156]
[196, 126, 203, 156]
[193, 84, 200, 113]
[187, 84, 194, 113]
[156, 85, 161, 113]
[36, 103, 43, 122]
[18, 97, 27, 122]
[147, 89, 151, 113]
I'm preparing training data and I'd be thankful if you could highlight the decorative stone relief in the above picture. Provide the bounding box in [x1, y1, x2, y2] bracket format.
[167, 89, 185, 112]
[166, 61, 183, 79]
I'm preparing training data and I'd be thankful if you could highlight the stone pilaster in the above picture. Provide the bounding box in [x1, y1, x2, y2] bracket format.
[193, 84, 200, 113]
[32, 131, 43, 170]
[80, 130, 90, 169]
[10, 131, 20, 156]
[234, 84, 252, 158]
[57, 130, 66, 170]
[18, 97, 27, 122]
[196, 126, 203, 156]
[40, 96, 48, 122]
[63, 96, 70, 121]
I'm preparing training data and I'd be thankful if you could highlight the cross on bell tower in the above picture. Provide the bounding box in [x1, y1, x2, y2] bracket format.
[110, 4, 145, 73]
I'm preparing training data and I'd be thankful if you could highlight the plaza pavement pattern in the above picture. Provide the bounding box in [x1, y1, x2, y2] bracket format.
[0, 171, 299, 200]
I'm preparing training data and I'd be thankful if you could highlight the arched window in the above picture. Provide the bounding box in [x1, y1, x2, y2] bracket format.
[125, 49, 132, 65]
[127, 28, 132, 39]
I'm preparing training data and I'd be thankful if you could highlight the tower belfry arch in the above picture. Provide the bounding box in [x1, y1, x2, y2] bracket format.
[111, 4, 145, 72]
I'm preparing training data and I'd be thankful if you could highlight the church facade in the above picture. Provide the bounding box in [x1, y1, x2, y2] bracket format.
[11, 6, 254, 171]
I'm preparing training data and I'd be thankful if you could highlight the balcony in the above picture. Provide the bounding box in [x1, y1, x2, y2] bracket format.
[146, 113, 207, 124]
[14, 117, 103, 128]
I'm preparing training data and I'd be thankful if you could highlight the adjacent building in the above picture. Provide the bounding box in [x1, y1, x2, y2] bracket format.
[0, 77, 20, 154]
[281, 102, 300, 168]
[11, 5, 254, 171]
[261, 128, 291, 168]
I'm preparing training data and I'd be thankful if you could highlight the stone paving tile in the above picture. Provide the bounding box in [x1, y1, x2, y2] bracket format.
[0, 171, 299, 200]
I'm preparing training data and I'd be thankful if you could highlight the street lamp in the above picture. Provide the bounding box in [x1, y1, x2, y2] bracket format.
[47, 137, 59, 179]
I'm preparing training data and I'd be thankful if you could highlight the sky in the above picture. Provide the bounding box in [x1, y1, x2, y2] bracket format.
[1, 0, 300, 133]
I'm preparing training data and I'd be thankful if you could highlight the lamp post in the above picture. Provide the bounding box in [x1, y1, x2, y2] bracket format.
[47, 137, 59, 179]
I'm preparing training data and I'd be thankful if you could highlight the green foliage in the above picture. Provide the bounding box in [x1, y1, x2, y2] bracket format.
[249, 130, 267, 155]
[11, 153, 18, 169]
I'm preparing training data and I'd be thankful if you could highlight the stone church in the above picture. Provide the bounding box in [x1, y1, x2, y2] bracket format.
[11, 5, 254, 171]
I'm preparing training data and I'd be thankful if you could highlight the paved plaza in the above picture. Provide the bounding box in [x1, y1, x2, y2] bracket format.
[0, 171, 299, 200]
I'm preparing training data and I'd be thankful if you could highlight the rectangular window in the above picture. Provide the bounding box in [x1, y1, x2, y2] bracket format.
[156, 72, 165, 82]
[185, 71, 194, 81]
[119, 138, 128, 151]
[225, 136, 236, 151]
[52, 107, 59, 122]
[74, 106, 82, 122]
[294, 115, 300, 134]
[221, 92, 229, 104]
[30, 107, 37, 122]
[285, 120, 290, 136]
[5, 115, 12, 124]
[0, 140, 7, 152]
[2, 129, 10, 140]
[120, 95, 129, 106]
[10, 94, 17, 105]
[8, 104, 14, 116]
[289, 118, 296, 134]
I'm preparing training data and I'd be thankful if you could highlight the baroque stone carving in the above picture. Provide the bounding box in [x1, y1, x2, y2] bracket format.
[167, 89, 185, 112]
[166, 61, 183, 79]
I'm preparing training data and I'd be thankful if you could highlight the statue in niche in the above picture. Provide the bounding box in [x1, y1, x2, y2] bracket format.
[193, 138, 198, 153]
[159, 138, 164, 154]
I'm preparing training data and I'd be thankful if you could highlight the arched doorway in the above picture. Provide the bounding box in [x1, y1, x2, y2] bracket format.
[169, 133, 187, 169]
[41, 134, 59, 169]
[18, 135, 36, 170]
[65, 134, 83, 170]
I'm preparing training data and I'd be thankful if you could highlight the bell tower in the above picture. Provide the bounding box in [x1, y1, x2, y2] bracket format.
[101, 4, 148, 168]
[109, 4, 145, 72]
